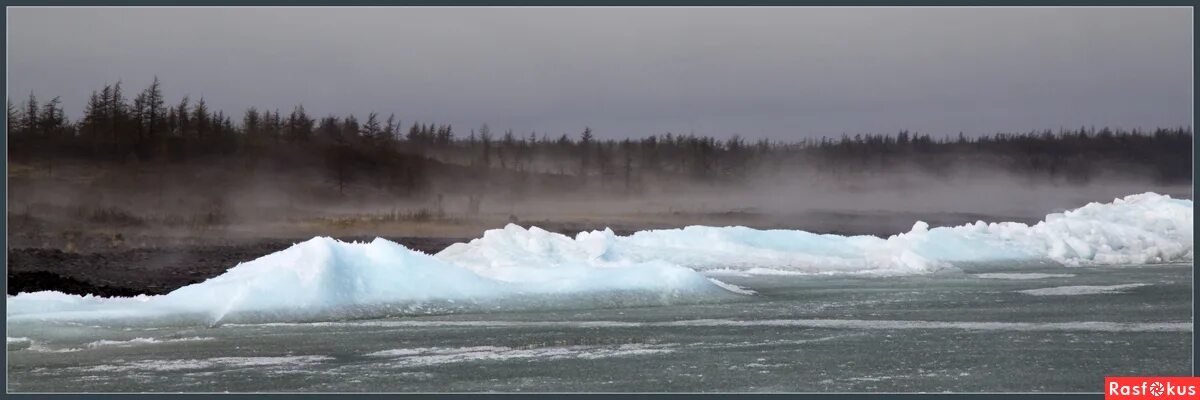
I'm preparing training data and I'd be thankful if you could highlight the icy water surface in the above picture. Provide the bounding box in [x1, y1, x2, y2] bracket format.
[8, 263, 1191, 392]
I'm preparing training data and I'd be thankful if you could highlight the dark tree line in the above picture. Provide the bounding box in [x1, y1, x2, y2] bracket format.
[7, 78, 1193, 199]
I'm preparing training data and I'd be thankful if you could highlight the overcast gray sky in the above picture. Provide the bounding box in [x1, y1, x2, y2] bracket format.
[8, 7, 1193, 140]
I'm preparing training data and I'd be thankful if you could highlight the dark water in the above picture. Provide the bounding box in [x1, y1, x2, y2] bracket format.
[7, 263, 1191, 392]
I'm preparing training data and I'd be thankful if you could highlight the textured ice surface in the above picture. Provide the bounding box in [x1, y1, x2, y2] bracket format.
[6, 192, 1191, 325]
[226, 318, 1191, 332]
[6, 336, 218, 354]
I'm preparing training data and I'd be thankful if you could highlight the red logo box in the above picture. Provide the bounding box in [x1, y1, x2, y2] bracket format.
[1107, 377, 1200, 399]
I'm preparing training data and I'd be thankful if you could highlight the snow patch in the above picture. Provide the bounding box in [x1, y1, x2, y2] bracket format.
[84, 336, 215, 349]
[78, 356, 333, 373]
[973, 273, 1076, 280]
[706, 278, 757, 295]
[7, 337, 32, 351]
[1018, 284, 1151, 296]
[365, 343, 675, 367]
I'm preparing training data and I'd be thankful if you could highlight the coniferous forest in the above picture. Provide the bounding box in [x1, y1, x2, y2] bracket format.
[7, 78, 1193, 209]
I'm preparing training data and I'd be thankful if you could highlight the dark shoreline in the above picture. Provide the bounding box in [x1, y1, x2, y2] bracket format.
[6, 236, 465, 297]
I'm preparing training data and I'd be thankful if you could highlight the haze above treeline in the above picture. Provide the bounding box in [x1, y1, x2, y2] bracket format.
[9, 8, 1191, 140]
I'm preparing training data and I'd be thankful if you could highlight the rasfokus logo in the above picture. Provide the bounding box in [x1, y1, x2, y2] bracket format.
[1106, 377, 1200, 399]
